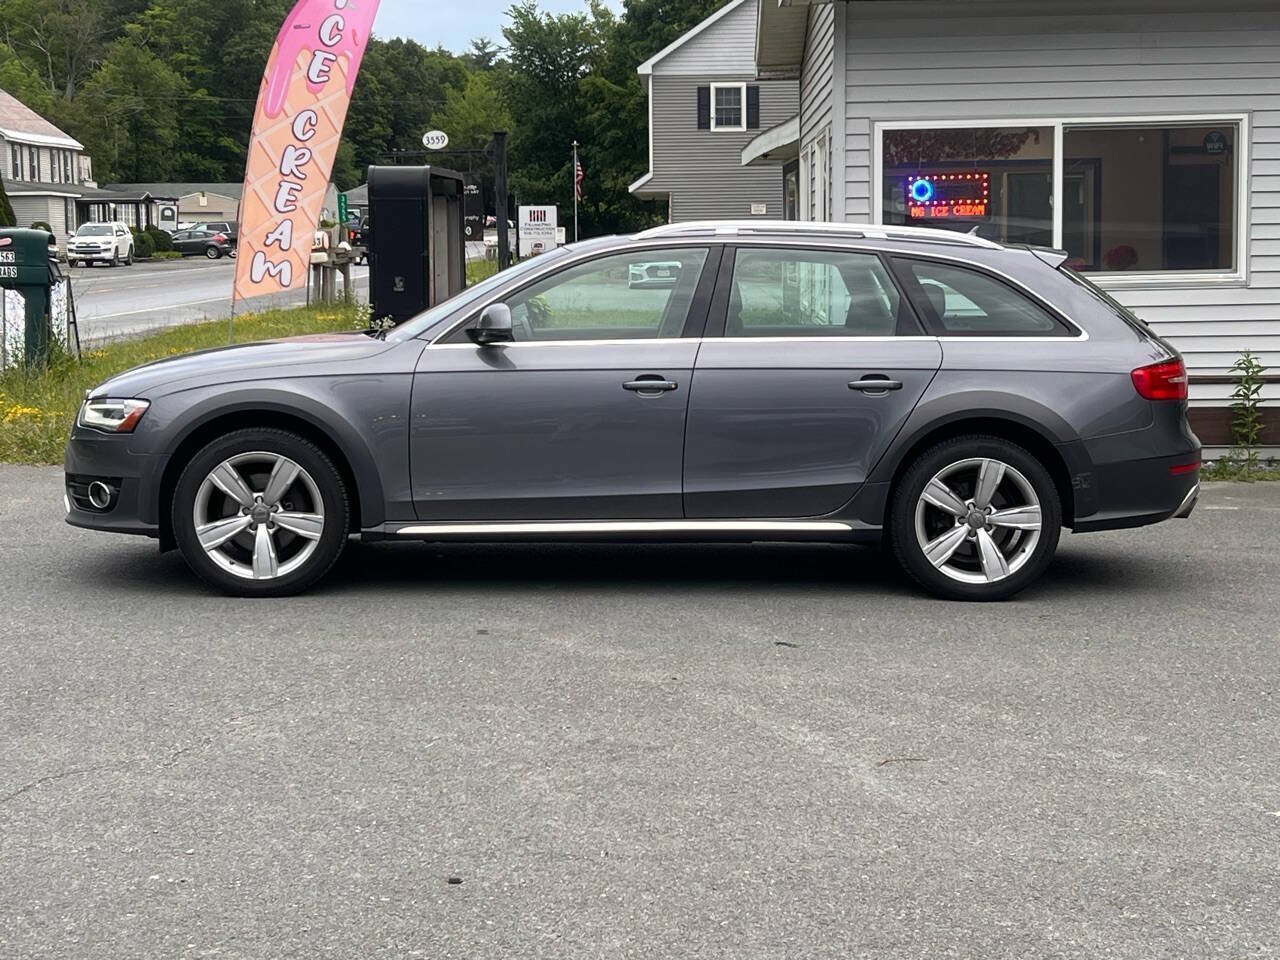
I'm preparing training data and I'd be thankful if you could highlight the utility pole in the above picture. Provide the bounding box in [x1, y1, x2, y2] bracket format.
[493, 130, 510, 270]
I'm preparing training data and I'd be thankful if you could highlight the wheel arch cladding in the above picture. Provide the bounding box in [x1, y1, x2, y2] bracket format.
[156, 405, 376, 551]
[878, 415, 1076, 528]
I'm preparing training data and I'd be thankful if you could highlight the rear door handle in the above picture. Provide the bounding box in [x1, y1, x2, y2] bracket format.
[623, 377, 678, 394]
[848, 376, 903, 392]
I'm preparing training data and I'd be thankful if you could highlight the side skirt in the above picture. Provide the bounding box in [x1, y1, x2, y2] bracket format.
[363, 519, 881, 544]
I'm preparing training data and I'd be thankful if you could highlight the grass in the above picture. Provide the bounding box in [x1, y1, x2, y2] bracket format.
[1, 300, 369, 465]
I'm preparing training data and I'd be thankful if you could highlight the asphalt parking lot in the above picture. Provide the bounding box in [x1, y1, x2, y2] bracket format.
[1, 466, 1277, 958]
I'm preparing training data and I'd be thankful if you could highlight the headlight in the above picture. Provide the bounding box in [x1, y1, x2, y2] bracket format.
[78, 398, 150, 433]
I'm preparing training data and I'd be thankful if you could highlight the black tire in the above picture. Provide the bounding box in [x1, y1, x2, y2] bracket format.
[124, 246, 133, 266]
[889, 434, 1061, 601]
[111, 250, 119, 267]
[172, 428, 350, 597]
[205, 245, 221, 259]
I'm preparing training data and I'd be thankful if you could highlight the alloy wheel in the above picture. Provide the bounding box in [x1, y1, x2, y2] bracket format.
[192, 451, 325, 581]
[913, 457, 1042, 585]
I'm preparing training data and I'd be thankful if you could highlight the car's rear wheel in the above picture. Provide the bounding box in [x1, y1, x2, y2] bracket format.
[205, 245, 221, 259]
[172, 429, 349, 597]
[890, 435, 1061, 601]
[124, 246, 133, 266]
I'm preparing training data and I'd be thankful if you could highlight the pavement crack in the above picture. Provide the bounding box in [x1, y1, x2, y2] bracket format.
[0, 764, 121, 805]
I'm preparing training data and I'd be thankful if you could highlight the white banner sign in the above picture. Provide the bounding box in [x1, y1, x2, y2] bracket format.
[518, 205, 558, 258]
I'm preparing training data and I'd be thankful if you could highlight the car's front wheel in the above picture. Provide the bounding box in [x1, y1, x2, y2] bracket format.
[172, 429, 349, 596]
[890, 435, 1061, 601]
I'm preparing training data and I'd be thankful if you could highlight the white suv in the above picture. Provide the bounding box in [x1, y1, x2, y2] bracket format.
[68, 222, 134, 267]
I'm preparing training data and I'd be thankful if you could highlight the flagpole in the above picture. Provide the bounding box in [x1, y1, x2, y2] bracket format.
[572, 140, 579, 243]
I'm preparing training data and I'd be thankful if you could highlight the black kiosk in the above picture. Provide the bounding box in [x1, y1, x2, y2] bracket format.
[366, 165, 467, 324]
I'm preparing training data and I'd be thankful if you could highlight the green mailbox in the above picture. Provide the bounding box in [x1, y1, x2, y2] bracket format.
[0, 228, 54, 367]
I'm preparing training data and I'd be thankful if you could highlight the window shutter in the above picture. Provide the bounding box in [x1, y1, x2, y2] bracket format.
[746, 86, 760, 129]
[696, 86, 711, 129]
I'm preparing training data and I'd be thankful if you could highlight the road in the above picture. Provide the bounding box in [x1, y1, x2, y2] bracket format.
[1, 469, 1278, 958]
[68, 258, 370, 343]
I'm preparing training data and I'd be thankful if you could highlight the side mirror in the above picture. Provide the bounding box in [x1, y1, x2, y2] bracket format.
[467, 303, 514, 345]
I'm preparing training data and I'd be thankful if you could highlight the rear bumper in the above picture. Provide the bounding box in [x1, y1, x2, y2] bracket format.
[1071, 450, 1201, 533]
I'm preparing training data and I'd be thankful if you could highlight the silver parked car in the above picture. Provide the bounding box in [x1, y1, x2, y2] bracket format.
[65, 222, 1200, 600]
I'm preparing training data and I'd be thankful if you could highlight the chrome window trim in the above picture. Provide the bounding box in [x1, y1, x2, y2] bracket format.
[426, 235, 1089, 347]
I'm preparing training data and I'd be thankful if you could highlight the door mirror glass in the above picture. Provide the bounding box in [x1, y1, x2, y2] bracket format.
[467, 302, 514, 345]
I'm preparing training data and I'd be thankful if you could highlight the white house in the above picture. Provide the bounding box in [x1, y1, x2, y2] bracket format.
[0, 88, 92, 243]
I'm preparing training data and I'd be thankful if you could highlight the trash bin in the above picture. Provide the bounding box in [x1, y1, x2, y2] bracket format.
[366, 165, 467, 324]
[0, 228, 54, 368]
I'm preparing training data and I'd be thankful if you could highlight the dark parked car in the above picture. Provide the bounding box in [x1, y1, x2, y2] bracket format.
[188, 221, 238, 247]
[170, 229, 233, 259]
[64, 222, 1200, 599]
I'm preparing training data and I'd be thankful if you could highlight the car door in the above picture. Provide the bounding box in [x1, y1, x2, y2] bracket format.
[410, 245, 719, 520]
[683, 244, 943, 518]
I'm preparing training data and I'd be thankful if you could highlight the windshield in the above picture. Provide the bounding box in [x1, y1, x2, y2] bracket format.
[386, 248, 573, 341]
[76, 225, 113, 237]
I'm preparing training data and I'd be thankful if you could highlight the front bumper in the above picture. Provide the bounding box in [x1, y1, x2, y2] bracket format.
[63, 430, 164, 538]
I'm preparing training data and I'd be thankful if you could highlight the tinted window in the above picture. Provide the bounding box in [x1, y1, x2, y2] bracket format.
[495, 248, 709, 342]
[898, 259, 1068, 336]
[727, 247, 908, 337]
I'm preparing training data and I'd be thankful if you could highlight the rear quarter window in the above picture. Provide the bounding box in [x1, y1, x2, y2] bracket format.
[895, 257, 1073, 337]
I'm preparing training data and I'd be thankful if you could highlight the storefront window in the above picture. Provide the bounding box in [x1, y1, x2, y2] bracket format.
[881, 120, 1240, 276]
[882, 125, 1054, 246]
[1064, 123, 1236, 274]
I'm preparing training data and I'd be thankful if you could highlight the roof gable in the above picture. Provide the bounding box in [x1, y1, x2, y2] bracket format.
[0, 89, 82, 149]
[637, 0, 755, 76]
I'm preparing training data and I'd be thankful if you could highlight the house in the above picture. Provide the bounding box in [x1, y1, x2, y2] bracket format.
[629, 0, 799, 221]
[0, 88, 92, 245]
[741, 0, 1277, 448]
[97, 182, 340, 233]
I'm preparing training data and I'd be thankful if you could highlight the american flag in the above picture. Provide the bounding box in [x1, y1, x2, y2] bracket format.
[574, 156, 584, 201]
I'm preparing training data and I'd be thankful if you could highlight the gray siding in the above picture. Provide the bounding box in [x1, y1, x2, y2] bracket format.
[9, 196, 57, 230]
[839, 3, 1280, 405]
[648, 74, 798, 221]
[659, 0, 759, 76]
[799, 4, 835, 150]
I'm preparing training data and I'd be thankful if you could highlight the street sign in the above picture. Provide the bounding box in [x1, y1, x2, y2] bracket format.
[518, 205, 558, 258]
[337, 193, 348, 229]
[422, 130, 449, 150]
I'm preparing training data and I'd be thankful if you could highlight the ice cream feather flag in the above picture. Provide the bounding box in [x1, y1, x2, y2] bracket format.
[232, 0, 379, 304]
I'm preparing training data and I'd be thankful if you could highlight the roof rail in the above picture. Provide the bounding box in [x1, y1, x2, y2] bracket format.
[634, 219, 1004, 250]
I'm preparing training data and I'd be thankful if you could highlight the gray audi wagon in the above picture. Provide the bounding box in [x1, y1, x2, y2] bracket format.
[65, 222, 1200, 600]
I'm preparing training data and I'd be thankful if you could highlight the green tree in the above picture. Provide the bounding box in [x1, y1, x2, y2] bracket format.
[78, 31, 189, 182]
[432, 71, 511, 151]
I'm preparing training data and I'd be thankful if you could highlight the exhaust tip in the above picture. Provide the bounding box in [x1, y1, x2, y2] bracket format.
[87, 481, 113, 510]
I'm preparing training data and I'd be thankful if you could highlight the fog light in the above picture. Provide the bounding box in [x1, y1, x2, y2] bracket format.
[87, 481, 113, 510]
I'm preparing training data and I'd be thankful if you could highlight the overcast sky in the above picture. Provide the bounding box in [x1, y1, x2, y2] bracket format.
[371, 0, 618, 54]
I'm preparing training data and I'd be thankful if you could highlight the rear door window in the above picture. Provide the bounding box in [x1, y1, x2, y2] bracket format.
[725, 247, 915, 337]
[895, 258, 1071, 337]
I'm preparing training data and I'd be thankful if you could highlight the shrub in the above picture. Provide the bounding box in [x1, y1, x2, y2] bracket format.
[133, 231, 156, 260]
[147, 227, 174, 252]
[1229, 350, 1267, 479]
[30, 220, 53, 234]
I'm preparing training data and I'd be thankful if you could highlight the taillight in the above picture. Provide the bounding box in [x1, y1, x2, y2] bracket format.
[213, 233, 226, 243]
[1131, 358, 1187, 402]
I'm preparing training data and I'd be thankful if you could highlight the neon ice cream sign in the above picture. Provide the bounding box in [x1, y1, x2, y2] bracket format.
[233, 0, 380, 303]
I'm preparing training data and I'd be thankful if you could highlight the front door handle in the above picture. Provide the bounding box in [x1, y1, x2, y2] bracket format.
[848, 376, 903, 392]
[623, 376, 678, 394]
